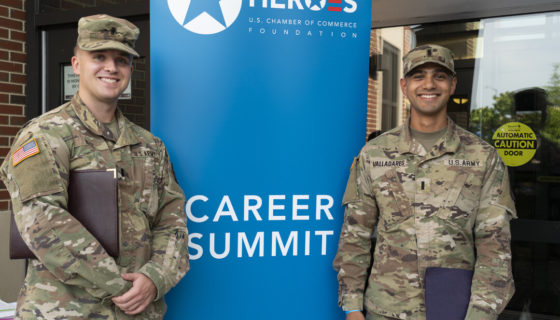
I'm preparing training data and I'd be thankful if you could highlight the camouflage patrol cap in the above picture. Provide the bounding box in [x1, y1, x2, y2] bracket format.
[77, 14, 140, 57]
[403, 44, 455, 76]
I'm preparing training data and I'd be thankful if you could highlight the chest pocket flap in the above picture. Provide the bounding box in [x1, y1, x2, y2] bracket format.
[376, 169, 413, 229]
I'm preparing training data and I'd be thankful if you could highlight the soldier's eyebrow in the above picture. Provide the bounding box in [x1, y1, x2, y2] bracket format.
[406, 69, 424, 77]
[88, 50, 129, 57]
[116, 51, 133, 62]
[407, 67, 451, 77]
[434, 67, 451, 74]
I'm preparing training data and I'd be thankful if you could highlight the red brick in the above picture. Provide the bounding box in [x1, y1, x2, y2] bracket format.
[2, 0, 23, 10]
[10, 30, 25, 42]
[0, 7, 8, 16]
[10, 52, 25, 63]
[0, 137, 8, 145]
[0, 125, 20, 135]
[0, 17, 23, 31]
[0, 83, 22, 93]
[0, 115, 7, 124]
[0, 104, 22, 114]
[0, 39, 22, 51]
[0, 27, 8, 39]
[10, 73, 25, 83]
[0, 72, 8, 82]
[0, 147, 9, 157]
[0, 50, 8, 60]
[0, 94, 7, 103]
[0, 61, 22, 73]
[10, 9, 25, 21]
[10, 115, 25, 125]
[0, 201, 8, 211]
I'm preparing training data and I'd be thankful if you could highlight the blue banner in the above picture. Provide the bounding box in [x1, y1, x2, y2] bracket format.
[151, 0, 371, 318]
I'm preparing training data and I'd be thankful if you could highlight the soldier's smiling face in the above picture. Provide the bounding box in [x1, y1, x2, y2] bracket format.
[400, 63, 456, 118]
[71, 49, 133, 106]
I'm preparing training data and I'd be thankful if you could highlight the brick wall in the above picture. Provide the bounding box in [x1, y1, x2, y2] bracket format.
[366, 27, 413, 139]
[0, 0, 26, 211]
[119, 57, 148, 128]
[365, 28, 379, 139]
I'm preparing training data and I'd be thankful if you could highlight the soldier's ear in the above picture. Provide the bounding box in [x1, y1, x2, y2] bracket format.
[71, 55, 80, 76]
[400, 78, 408, 97]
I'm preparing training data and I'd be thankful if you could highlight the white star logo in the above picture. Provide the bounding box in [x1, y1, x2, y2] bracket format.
[168, 0, 243, 35]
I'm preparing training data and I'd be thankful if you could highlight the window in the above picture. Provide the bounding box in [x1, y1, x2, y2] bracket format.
[381, 42, 400, 131]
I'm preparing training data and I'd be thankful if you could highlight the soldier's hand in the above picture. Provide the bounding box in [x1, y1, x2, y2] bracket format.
[112, 273, 157, 315]
[346, 311, 365, 320]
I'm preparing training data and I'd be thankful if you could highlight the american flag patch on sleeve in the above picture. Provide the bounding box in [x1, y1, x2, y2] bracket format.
[12, 138, 40, 166]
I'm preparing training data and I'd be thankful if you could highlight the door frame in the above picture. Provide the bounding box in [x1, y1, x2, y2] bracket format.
[25, 2, 149, 123]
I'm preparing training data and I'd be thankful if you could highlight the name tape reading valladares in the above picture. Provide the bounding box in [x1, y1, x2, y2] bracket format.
[186, 194, 336, 260]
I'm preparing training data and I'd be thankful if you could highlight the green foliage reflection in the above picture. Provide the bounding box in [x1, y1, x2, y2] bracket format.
[469, 64, 560, 147]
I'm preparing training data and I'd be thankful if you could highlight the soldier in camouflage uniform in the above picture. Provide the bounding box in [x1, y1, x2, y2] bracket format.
[0, 15, 189, 319]
[334, 44, 517, 320]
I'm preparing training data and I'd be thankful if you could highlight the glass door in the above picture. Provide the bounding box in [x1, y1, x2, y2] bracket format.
[373, 11, 560, 319]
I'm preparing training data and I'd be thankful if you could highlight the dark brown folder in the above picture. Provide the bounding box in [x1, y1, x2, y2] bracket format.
[10, 169, 119, 259]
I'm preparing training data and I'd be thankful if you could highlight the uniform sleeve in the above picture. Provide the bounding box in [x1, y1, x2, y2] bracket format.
[0, 131, 130, 299]
[465, 151, 517, 320]
[333, 154, 378, 311]
[138, 142, 189, 301]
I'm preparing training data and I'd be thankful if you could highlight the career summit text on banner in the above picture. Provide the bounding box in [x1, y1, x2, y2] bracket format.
[186, 194, 337, 260]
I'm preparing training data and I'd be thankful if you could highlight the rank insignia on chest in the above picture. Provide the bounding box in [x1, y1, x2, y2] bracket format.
[12, 138, 40, 166]
[416, 178, 431, 192]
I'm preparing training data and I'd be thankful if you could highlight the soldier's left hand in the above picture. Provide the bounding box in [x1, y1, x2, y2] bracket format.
[112, 273, 157, 315]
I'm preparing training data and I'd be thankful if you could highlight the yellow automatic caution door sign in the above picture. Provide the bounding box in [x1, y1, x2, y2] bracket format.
[492, 122, 537, 167]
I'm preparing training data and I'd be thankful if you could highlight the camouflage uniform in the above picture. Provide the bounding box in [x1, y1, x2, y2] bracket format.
[0, 14, 188, 320]
[0, 94, 189, 319]
[334, 118, 517, 320]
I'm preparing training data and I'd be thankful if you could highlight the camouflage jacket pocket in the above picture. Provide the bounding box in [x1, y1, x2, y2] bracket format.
[375, 169, 413, 231]
[128, 151, 160, 223]
[437, 172, 478, 228]
[69, 130, 111, 170]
